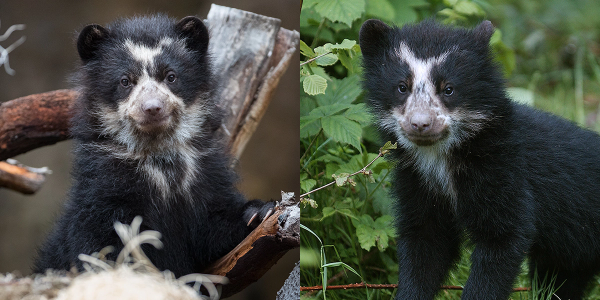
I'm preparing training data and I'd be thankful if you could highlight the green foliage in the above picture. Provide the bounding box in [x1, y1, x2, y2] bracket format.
[301, 0, 600, 299]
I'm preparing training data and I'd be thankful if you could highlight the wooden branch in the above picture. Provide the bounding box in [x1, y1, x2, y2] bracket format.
[0, 160, 46, 194]
[206, 4, 298, 158]
[230, 28, 299, 160]
[204, 192, 300, 298]
[0, 89, 74, 161]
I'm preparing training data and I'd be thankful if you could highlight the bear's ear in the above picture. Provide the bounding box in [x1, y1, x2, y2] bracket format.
[473, 20, 495, 44]
[175, 16, 209, 53]
[77, 24, 110, 63]
[359, 19, 392, 58]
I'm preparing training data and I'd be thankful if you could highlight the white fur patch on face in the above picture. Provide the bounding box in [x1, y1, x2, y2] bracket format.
[379, 108, 457, 201]
[124, 38, 173, 68]
[93, 71, 210, 202]
[394, 43, 453, 129]
[378, 43, 459, 200]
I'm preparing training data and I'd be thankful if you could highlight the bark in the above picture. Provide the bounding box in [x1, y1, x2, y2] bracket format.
[0, 160, 46, 194]
[204, 192, 300, 298]
[0, 89, 74, 161]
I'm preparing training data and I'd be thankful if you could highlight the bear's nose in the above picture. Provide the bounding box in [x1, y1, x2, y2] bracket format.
[142, 99, 164, 116]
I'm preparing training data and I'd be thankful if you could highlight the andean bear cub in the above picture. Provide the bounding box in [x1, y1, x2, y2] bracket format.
[360, 19, 600, 300]
[34, 15, 275, 277]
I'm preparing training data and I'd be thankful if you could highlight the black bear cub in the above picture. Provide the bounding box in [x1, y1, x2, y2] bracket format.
[360, 19, 600, 300]
[34, 15, 274, 277]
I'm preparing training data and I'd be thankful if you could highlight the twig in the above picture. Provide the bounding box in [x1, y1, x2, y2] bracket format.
[203, 192, 300, 298]
[0, 20, 26, 75]
[0, 160, 46, 194]
[300, 283, 532, 292]
[300, 51, 332, 67]
[300, 146, 386, 198]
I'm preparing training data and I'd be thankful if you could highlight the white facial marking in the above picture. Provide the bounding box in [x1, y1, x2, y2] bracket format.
[124, 38, 173, 67]
[395, 43, 454, 126]
[388, 43, 458, 201]
[93, 68, 211, 203]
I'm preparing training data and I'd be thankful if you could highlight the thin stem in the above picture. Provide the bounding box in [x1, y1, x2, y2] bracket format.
[300, 128, 323, 163]
[310, 18, 326, 49]
[300, 51, 332, 67]
[300, 148, 385, 198]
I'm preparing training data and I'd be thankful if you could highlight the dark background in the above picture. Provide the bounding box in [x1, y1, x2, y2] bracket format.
[0, 1, 299, 299]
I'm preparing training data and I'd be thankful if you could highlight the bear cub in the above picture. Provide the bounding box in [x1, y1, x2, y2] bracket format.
[360, 19, 600, 300]
[34, 15, 275, 277]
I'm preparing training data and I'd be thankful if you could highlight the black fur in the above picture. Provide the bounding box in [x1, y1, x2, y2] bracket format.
[34, 14, 274, 277]
[360, 19, 600, 300]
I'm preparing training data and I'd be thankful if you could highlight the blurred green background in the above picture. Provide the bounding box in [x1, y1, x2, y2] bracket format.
[300, 0, 600, 299]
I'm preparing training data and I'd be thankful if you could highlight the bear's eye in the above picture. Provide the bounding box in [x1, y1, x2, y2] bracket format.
[398, 82, 408, 94]
[443, 84, 454, 96]
[120, 76, 131, 87]
[166, 71, 176, 83]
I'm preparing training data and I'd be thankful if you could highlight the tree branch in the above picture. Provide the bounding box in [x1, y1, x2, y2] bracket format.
[204, 192, 299, 298]
[0, 89, 74, 161]
[0, 160, 47, 194]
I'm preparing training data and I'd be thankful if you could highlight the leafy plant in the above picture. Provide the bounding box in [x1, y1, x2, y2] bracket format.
[300, 0, 600, 299]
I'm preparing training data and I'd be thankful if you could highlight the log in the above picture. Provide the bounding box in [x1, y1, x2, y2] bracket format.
[204, 192, 300, 298]
[0, 89, 74, 161]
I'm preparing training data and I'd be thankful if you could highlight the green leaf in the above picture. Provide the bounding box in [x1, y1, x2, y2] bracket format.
[355, 215, 395, 251]
[300, 115, 321, 138]
[300, 96, 317, 117]
[343, 103, 371, 126]
[453, 0, 485, 17]
[332, 173, 350, 187]
[366, 0, 395, 21]
[336, 152, 378, 175]
[337, 48, 362, 74]
[388, 0, 421, 24]
[381, 141, 398, 155]
[302, 0, 319, 9]
[300, 40, 315, 58]
[301, 103, 353, 138]
[310, 103, 353, 117]
[314, 0, 366, 26]
[310, 65, 332, 81]
[438, 8, 467, 23]
[314, 46, 338, 66]
[321, 115, 362, 151]
[300, 224, 323, 245]
[356, 224, 377, 250]
[330, 39, 357, 50]
[315, 75, 363, 106]
[321, 207, 336, 220]
[303, 74, 328, 95]
[300, 6, 322, 28]
[301, 178, 317, 193]
[321, 261, 362, 279]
